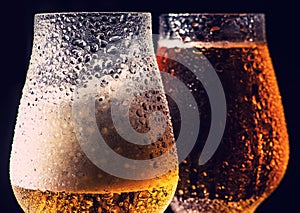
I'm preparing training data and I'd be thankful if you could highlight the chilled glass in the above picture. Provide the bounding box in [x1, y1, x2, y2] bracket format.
[157, 13, 289, 213]
[10, 12, 178, 213]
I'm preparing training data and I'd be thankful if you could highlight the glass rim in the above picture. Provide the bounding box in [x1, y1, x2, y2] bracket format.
[35, 11, 151, 17]
[160, 13, 265, 17]
[159, 12, 266, 43]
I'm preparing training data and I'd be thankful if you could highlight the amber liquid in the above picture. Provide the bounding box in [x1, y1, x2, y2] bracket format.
[12, 169, 177, 213]
[157, 42, 289, 212]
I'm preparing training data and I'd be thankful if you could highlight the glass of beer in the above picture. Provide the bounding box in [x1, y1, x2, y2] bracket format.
[10, 12, 179, 213]
[157, 13, 289, 212]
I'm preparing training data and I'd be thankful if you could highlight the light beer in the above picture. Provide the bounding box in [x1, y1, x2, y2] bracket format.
[10, 12, 179, 213]
[11, 88, 178, 213]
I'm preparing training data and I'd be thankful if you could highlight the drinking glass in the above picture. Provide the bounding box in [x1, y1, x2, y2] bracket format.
[10, 12, 178, 213]
[157, 13, 289, 213]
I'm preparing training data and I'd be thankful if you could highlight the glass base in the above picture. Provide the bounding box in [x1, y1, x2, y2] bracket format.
[170, 196, 257, 213]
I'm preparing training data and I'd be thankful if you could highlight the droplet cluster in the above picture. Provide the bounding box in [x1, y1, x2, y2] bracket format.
[25, 12, 153, 103]
[160, 14, 264, 42]
[10, 12, 178, 208]
[157, 42, 289, 212]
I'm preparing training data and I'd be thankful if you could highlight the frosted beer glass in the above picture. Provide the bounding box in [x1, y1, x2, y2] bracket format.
[10, 12, 178, 213]
[157, 13, 289, 213]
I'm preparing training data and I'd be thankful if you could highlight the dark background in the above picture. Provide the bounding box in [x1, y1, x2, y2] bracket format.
[1, 0, 298, 212]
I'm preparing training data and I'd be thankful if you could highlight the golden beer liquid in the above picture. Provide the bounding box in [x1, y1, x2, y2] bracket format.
[12, 170, 177, 213]
[157, 42, 289, 212]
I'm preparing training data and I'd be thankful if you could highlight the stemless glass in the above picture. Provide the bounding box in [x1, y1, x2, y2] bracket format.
[157, 13, 289, 212]
[10, 12, 178, 213]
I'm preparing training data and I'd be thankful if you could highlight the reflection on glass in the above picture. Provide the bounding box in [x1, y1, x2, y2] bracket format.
[10, 12, 178, 213]
[157, 13, 289, 213]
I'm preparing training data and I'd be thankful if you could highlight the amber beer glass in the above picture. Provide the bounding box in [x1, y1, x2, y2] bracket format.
[157, 13, 289, 212]
[10, 12, 178, 213]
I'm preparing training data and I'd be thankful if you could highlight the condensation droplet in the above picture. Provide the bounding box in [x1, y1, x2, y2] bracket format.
[72, 39, 87, 48]
[109, 36, 121, 43]
[100, 40, 108, 48]
[107, 46, 117, 54]
[90, 43, 99, 53]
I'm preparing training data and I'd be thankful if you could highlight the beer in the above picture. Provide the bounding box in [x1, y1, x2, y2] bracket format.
[10, 80, 178, 212]
[10, 12, 179, 213]
[13, 175, 176, 213]
[157, 41, 289, 212]
[10, 90, 178, 213]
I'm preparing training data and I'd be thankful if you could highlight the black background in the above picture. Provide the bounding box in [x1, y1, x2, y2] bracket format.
[1, 0, 298, 212]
